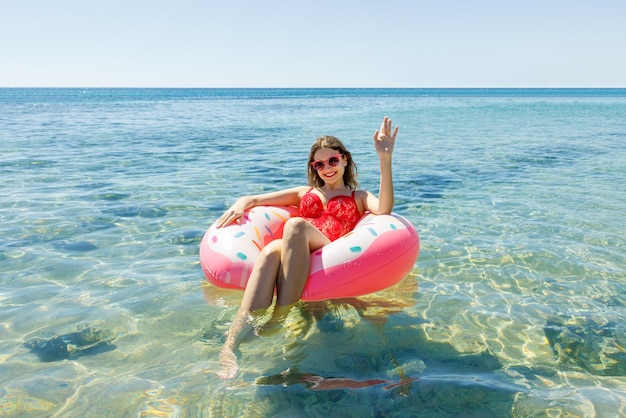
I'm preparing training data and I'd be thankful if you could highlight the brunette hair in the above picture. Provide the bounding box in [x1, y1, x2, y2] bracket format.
[307, 135, 359, 190]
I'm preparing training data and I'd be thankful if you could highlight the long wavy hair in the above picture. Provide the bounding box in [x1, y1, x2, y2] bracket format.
[307, 135, 359, 190]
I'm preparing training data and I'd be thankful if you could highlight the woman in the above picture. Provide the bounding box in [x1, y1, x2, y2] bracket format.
[217, 116, 398, 379]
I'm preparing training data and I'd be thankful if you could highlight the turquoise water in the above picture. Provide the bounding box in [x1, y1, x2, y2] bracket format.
[1, 88, 625, 417]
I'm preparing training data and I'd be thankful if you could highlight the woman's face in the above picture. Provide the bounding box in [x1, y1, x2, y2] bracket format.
[311, 148, 346, 187]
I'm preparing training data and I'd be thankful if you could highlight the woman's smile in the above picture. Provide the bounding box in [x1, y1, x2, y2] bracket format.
[312, 150, 345, 185]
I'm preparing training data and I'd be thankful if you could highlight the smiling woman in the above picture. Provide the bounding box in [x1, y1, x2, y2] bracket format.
[206, 116, 406, 379]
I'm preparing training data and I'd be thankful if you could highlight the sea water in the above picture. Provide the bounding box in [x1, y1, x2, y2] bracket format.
[1, 88, 625, 417]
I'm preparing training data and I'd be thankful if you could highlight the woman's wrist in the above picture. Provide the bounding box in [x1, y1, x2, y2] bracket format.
[378, 153, 393, 167]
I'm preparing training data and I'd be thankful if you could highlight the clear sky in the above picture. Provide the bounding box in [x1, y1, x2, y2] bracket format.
[1, 0, 625, 87]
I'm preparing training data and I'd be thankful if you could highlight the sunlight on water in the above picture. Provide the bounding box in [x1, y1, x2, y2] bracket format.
[1, 88, 625, 416]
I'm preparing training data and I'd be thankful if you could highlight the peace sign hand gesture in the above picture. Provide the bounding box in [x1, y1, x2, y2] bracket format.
[373, 116, 398, 157]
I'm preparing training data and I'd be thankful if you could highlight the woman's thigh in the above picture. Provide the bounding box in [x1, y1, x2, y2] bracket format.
[282, 218, 330, 252]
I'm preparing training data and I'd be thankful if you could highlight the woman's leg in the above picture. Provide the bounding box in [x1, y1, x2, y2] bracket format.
[218, 240, 283, 379]
[219, 219, 328, 378]
[239, 239, 283, 312]
[276, 218, 330, 307]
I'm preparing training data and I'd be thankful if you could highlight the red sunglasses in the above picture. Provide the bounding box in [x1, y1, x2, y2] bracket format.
[311, 153, 343, 171]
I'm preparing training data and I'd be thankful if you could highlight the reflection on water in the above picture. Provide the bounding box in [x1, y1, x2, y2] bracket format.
[198, 275, 521, 417]
[2, 88, 626, 416]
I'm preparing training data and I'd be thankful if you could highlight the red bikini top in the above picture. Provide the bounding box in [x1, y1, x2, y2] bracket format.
[299, 188, 361, 241]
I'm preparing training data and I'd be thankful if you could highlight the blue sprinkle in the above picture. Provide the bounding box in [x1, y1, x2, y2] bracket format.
[236, 252, 247, 260]
[367, 228, 378, 237]
[264, 213, 271, 220]
[234, 232, 246, 238]
[349, 246, 362, 253]
[390, 223, 397, 230]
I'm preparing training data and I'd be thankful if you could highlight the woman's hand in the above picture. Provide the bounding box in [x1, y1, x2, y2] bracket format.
[373, 116, 398, 156]
[215, 198, 248, 228]
[369, 116, 397, 214]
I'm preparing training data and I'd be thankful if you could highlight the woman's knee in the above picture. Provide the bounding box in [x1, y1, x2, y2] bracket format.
[282, 218, 329, 250]
[283, 218, 309, 236]
[257, 240, 282, 265]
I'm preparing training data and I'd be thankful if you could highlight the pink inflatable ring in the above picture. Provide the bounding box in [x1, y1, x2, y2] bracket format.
[199, 206, 420, 301]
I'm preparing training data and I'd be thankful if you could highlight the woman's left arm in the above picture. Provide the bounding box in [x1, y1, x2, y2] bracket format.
[366, 116, 398, 215]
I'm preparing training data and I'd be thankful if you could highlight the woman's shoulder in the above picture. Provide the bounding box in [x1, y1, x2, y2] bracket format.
[354, 189, 369, 199]
[353, 189, 370, 211]
[292, 185, 314, 198]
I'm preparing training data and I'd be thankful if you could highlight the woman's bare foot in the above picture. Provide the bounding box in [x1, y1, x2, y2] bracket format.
[216, 310, 261, 379]
[218, 346, 239, 379]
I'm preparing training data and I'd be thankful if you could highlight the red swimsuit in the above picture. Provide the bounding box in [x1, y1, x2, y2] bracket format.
[299, 188, 362, 241]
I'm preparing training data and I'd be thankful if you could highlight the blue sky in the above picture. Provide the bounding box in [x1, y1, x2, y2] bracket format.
[1, 0, 624, 87]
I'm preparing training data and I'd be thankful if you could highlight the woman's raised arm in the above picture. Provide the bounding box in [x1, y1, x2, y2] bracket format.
[367, 116, 398, 214]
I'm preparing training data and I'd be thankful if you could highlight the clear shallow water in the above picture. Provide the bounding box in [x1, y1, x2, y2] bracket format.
[1, 88, 625, 417]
